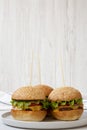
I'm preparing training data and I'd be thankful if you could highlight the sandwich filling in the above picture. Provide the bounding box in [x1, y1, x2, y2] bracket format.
[11, 99, 49, 111]
[50, 98, 83, 111]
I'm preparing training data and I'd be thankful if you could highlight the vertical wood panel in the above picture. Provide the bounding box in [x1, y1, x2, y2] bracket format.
[0, 0, 87, 96]
[72, 0, 87, 95]
[65, 0, 76, 86]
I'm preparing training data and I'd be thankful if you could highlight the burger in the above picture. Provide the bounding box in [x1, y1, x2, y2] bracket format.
[10, 86, 47, 121]
[48, 86, 83, 121]
[34, 84, 53, 97]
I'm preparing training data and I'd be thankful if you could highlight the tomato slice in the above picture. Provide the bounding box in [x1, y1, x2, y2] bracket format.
[30, 103, 41, 106]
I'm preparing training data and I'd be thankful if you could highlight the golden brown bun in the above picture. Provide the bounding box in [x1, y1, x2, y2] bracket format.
[12, 86, 46, 100]
[34, 84, 53, 96]
[51, 109, 83, 121]
[48, 86, 82, 101]
[11, 109, 47, 121]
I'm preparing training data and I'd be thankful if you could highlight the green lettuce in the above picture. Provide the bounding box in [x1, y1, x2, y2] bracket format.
[11, 98, 83, 110]
[50, 102, 59, 109]
[40, 99, 50, 109]
[10, 99, 50, 110]
[11, 100, 32, 110]
[50, 98, 83, 109]
[69, 100, 74, 106]
[61, 101, 66, 105]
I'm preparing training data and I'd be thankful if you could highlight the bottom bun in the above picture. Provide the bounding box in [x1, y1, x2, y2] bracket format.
[51, 109, 83, 121]
[11, 109, 47, 121]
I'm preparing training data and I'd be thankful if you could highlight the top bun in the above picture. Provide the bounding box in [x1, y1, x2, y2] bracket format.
[34, 84, 53, 96]
[48, 86, 82, 101]
[12, 86, 46, 100]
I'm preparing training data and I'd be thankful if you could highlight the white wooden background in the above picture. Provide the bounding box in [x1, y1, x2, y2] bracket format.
[0, 0, 87, 96]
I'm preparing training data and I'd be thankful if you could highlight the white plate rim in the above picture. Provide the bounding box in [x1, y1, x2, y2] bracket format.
[1, 111, 87, 129]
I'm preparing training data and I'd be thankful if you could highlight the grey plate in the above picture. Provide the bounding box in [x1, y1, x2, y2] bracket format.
[1, 111, 87, 129]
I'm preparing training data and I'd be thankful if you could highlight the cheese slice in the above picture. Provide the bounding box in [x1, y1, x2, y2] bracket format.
[29, 105, 42, 111]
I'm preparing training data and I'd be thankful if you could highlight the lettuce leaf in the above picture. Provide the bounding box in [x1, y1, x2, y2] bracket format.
[11, 98, 83, 110]
[11, 100, 31, 109]
[50, 102, 58, 109]
[11, 99, 50, 110]
[50, 98, 83, 109]
[61, 101, 66, 105]
[69, 100, 74, 106]
[40, 100, 50, 109]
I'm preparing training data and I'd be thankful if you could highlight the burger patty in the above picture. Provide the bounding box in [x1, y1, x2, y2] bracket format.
[54, 104, 83, 111]
[59, 106, 83, 111]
